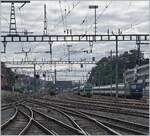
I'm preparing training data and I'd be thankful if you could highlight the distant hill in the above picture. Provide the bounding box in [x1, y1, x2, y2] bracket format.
[88, 49, 149, 86]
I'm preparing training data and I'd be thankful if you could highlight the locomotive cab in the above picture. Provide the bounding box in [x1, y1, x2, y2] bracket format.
[129, 83, 143, 98]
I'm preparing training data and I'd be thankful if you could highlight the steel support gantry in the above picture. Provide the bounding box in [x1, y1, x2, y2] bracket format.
[1, 34, 149, 42]
[2, 33, 149, 98]
[5, 60, 96, 65]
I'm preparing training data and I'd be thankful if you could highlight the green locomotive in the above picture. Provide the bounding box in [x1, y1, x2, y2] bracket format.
[79, 83, 93, 97]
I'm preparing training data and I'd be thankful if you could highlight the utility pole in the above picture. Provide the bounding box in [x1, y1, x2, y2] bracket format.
[136, 36, 141, 66]
[4, 1, 30, 34]
[9, 2, 17, 34]
[89, 5, 98, 37]
[43, 4, 47, 35]
[110, 50, 113, 96]
[49, 42, 53, 62]
[33, 64, 36, 92]
[54, 69, 56, 84]
[1, 1, 30, 53]
[43, 4, 53, 83]
[98, 70, 101, 87]
[67, 45, 72, 71]
[54, 64, 57, 90]
[43, 4, 53, 63]
[137, 43, 141, 66]
[1, 42, 7, 53]
[115, 36, 119, 98]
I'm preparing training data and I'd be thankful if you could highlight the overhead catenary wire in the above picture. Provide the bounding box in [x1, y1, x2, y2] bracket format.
[51, 0, 81, 33]
[83, 1, 112, 35]
[65, 0, 112, 54]
[58, 0, 67, 33]
[107, 1, 147, 34]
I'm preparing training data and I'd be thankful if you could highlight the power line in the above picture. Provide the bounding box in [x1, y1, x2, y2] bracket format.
[83, 1, 112, 35]
[58, 0, 67, 33]
[51, 0, 81, 33]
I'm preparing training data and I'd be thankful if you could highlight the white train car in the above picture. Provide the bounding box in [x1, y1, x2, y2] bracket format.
[93, 83, 127, 96]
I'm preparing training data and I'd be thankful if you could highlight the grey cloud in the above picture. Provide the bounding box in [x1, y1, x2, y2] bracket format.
[1, 1, 149, 80]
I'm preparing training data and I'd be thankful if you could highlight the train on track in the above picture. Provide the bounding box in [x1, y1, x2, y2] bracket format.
[74, 82, 144, 99]
[93, 83, 144, 98]
[78, 83, 93, 97]
[48, 87, 59, 95]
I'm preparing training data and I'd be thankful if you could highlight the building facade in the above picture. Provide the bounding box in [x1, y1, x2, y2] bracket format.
[124, 64, 149, 96]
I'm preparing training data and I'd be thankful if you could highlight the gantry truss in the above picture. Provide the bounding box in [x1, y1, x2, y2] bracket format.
[13, 70, 89, 74]
[1, 34, 149, 42]
[5, 60, 96, 65]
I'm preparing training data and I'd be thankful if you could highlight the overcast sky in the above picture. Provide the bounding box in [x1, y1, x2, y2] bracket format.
[1, 0, 149, 82]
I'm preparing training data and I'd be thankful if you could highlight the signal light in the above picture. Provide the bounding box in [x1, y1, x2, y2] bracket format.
[36, 74, 40, 79]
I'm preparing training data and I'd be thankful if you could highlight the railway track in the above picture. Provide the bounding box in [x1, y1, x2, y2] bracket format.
[36, 97, 149, 118]
[69, 93, 148, 105]
[80, 110, 149, 135]
[60, 93, 149, 110]
[64, 93, 148, 105]
[24, 99, 121, 135]
[1, 106, 30, 135]
[2, 98, 24, 109]
[1, 102, 84, 135]
[1, 104, 55, 135]
[18, 104, 55, 135]
[24, 101, 86, 133]
[32, 108, 84, 135]
[59, 107, 148, 135]
[1, 106, 18, 129]
[25, 98, 149, 135]
[86, 94, 148, 104]
[21, 102, 85, 135]
[1, 94, 149, 135]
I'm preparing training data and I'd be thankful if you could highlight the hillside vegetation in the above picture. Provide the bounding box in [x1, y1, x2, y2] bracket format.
[88, 49, 149, 86]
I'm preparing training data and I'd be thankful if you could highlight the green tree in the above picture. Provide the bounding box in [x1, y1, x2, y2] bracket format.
[88, 49, 148, 86]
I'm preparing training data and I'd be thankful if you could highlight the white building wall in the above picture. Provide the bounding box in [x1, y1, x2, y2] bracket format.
[124, 64, 149, 97]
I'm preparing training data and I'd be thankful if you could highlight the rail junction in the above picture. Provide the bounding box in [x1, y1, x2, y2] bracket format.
[1, 0, 149, 135]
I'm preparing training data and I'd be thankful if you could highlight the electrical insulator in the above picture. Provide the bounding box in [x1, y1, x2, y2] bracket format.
[43, 73, 46, 77]
[89, 41, 93, 53]
[92, 57, 95, 61]
[70, 29, 72, 35]
[67, 29, 69, 35]
[36, 74, 40, 79]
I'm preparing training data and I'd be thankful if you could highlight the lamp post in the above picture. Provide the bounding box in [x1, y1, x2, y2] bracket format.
[89, 5, 98, 36]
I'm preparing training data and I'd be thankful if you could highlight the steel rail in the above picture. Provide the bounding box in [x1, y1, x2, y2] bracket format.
[17, 104, 33, 135]
[72, 93, 148, 104]
[80, 111, 149, 135]
[1, 106, 18, 129]
[52, 105, 121, 135]
[1, 106, 15, 111]
[24, 100, 87, 135]
[27, 99, 121, 135]
[2, 99, 25, 108]
[64, 95, 149, 110]
[36, 97, 149, 118]
[50, 104, 148, 135]
[18, 104, 56, 135]
[32, 108, 85, 135]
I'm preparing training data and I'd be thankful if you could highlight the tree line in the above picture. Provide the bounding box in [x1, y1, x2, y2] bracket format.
[88, 49, 149, 86]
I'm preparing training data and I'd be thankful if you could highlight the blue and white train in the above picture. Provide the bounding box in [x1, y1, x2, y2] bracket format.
[93, 83, 143, 98]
